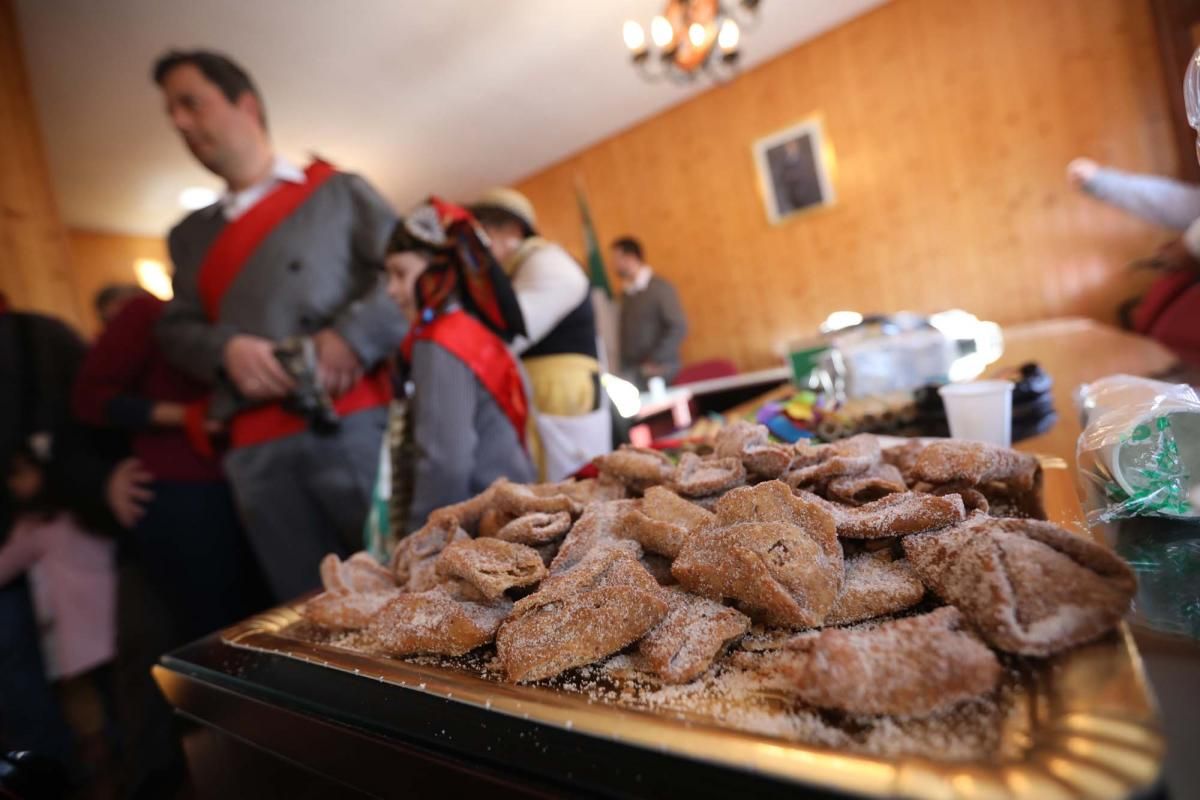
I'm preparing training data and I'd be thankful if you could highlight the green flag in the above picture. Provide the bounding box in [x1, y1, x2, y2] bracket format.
[576, 183, 612, 299]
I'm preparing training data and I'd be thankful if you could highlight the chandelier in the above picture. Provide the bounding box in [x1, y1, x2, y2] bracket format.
[622, 0, 761, 83]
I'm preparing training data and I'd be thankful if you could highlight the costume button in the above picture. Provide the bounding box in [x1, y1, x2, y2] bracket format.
[289, 260, 302, 273]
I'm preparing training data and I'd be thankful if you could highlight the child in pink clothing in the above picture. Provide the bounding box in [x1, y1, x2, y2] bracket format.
[0, 448, 116, 750]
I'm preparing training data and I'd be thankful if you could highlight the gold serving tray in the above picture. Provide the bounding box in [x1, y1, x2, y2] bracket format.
[222, 460, 1165, 799]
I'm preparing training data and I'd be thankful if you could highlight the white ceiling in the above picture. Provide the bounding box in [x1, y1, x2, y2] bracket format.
[16, 0, 886, 237]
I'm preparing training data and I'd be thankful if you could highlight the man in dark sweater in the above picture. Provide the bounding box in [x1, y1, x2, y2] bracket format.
[610, 237, 688, 388]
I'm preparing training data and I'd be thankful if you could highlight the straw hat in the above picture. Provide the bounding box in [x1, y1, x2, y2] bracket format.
[472, 186, 538, 234]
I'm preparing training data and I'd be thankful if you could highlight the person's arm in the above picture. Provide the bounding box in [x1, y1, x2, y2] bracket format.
[157, 226, 240, 384]
[1080, 166, 1200, 231]
[326, 174, 406, 370]
[509, 246, 590, 355]
[406, 341, 481, 529]
[0, 523, 45, 586]
[72, 294, 166, 430]
[647, 280, 688, 367]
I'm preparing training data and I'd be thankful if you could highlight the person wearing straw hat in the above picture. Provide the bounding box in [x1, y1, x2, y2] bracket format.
[471, 188, 612, 480]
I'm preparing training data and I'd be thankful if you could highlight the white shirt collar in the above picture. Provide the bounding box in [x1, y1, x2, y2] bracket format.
[625, 265, 653, 295]
[219, 154, 306, 220]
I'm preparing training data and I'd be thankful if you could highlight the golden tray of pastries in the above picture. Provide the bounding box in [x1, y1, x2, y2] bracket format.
[222, 431, 1165, 799]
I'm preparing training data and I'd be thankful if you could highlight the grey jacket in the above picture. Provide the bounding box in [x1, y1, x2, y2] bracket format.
[619, 275, 688, 380]
[157, 171, 405, 419]
[404, 339, 535, 531]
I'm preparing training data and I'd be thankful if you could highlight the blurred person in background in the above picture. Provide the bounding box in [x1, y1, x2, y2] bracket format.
[609, 236, 688, 389]
[471, 187, 611, 480]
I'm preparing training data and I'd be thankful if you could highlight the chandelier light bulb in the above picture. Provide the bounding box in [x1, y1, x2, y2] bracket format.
[688, 22, 706, 48]
[650, 15, 674, 48]
[718, 18, 740, 52]
[622, 20, 646, 52]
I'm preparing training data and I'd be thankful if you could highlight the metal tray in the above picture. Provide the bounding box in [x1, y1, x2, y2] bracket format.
[222, 460, 1165, 799]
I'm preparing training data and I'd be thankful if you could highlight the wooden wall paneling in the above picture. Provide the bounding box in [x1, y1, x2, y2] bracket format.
[0, 0, 81, 327]
[516, 0, 1176, 372]
[66, 228, 170, 335]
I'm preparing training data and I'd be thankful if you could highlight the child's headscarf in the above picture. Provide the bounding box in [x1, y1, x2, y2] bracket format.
[387, 197, 526, 342]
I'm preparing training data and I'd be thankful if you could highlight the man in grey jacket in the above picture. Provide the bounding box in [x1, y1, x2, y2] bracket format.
[153, 50, 404, 601]
[611, 236, 688, 388]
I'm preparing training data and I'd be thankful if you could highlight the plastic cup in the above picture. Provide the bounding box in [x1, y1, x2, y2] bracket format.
[938, 380, 1014, 446]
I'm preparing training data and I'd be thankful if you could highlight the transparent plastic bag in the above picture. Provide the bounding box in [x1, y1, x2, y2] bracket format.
[1077, 375, 1200, 523]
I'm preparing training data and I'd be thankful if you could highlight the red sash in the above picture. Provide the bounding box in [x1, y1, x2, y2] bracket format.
[197, 160, 336, 320]
[194, 159, 391, 448]
[401, 310, 528, 447]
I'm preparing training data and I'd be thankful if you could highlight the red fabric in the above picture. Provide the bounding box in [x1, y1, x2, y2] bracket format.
[72, 293, 223, 482]
[183, 398, 215, 459]
[1142, 282, 1200, 365]
[401, 309, 528, 446]
[1131, 271, 1196, 335]
[197, 160, 336, 321]
[672, 359, 739, 386]
[229, 367, 392, 449]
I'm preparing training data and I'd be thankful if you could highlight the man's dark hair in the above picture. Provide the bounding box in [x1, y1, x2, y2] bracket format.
[611, 236, 644, 261]
[470, 205, 534, 239]
[152, 49, 267, 128]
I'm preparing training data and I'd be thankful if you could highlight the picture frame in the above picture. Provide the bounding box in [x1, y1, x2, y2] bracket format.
[752, 116, 836, 225]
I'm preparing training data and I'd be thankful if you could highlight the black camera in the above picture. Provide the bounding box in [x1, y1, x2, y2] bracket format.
[273, 336, 340, 434]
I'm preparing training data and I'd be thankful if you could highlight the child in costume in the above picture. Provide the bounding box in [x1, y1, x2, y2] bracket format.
[383, 199, 535, 532]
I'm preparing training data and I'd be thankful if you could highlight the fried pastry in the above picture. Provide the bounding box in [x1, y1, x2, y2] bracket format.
[714, 421, 794, 479]
[782, 607, 1003, 717]
[635, 587, 751, 683]
[593, 446, 675, 492]
[422, 483, 500, 536]
[668, 453, 746, 497]
[785, 434, 882, 487]
[912, 441, 1040, 492]
[493, 478, 583, 517]
[825, 462, 907, 505]
[795, 490, 965, 538]
[617, 486, 715, 558]
[477, 507, 516, 539]
[365, 588, 511, 657]
[882, 439, 925, 484]
[435, 538, 547, 600]
[524, 542, 661, 611]
[824, 554, 925, 626]
[303, 589, 402, 631]
[903, 517, 1136, 656]
[672, 481, 842, 628]
[497, 585, 668, 683]
[490, 511, 574, 545]
[549, 500, 640, 574]
[390, 519, 471, 591]
[320, 552, 395, 594]
[500, 546, 668, 682]
[554, 477, 628, 505]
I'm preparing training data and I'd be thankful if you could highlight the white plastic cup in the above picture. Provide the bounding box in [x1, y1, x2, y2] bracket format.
[938, 380, 1014, 446]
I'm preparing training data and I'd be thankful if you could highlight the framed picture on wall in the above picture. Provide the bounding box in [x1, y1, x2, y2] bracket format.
[753, 117, 835, 224]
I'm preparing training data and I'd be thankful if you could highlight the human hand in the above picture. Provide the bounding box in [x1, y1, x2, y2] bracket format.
[1066, 157, 1099, 189]
[641, 361, 665, 378]
[224, 334, 296, 400]
[106, 458, 154, 528]
[314, 328, 363, 397]
[150, 402, 186, 426]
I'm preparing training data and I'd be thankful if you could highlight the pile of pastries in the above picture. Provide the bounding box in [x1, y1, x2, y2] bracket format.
[302, 424, 1136, 719]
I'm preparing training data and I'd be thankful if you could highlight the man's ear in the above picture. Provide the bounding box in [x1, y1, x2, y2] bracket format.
[236, 91, 265, 128]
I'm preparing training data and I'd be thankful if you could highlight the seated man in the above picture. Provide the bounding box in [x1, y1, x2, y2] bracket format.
[383, 199, 535, 532]
[610, 236, 688, 388]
